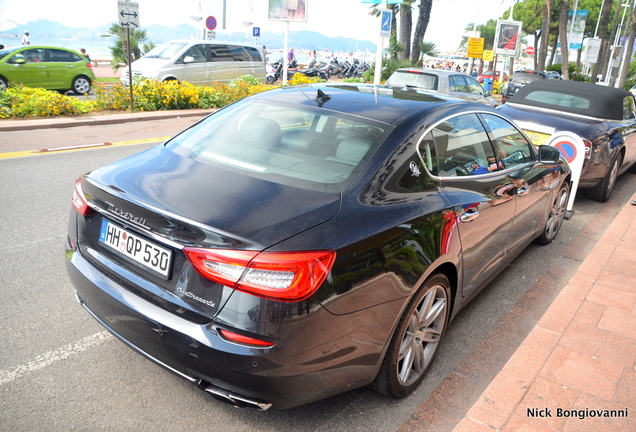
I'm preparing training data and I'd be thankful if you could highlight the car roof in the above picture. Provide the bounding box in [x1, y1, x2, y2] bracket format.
[158, 39, 261, 48]
[393, 68, 472, 78]
[252, 83, 482, 125]
[509, 79, 632, 120]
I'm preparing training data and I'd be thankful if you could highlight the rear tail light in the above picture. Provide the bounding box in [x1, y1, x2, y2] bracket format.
[184, 248, 336, 302]
[86, 62, 93, 69]
[583, 139, 593, 158]
[72, 176, 93, 216]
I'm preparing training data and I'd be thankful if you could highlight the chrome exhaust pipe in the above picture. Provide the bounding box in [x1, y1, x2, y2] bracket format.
[202, 383, 272, 411]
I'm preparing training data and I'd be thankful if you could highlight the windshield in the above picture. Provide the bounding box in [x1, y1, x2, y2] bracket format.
[143, 42, 188, 59]
[166, 99, 389, 192]
[0, 46, 22, 59]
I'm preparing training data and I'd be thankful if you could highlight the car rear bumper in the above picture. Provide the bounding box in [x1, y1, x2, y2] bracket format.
[65, 245, 382, 409]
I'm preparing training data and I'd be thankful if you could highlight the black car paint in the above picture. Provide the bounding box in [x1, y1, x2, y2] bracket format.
[65, 84, 570, 409]
[499, 100, 636, 188]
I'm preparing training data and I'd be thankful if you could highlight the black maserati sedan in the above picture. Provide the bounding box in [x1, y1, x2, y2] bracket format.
[499, 79, 636, 202]
[65, 84, 571, 410]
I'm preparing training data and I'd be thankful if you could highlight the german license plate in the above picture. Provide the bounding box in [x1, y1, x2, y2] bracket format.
[99, 219, 172, 278]
[522, 130, 551, 146]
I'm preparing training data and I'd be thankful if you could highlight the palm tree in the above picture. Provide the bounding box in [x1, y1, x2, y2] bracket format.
[537, 0, 552, 71]
[557, 0, 570, 80]
[106, 23, 149, 71]
[411, 0, 433, 65]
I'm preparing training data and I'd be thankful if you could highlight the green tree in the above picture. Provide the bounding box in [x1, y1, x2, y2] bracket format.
[106, 24, 150, 71]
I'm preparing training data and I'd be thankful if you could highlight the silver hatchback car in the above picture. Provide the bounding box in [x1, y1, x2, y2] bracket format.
[386, 68, 498, 107]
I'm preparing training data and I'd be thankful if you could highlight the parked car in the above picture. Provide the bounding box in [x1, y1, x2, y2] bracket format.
[499, 79, 636, 202]
[476, 70, 508, 83]
[66, 83, 571, 410]
[385, 68, 498, 107]
[0, 45, 95, 94]
[121, 40, 266, 85]
[502, 70, 563, 103]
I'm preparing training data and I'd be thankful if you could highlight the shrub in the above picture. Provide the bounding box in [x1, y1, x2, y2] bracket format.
[2, 86, 94, 118]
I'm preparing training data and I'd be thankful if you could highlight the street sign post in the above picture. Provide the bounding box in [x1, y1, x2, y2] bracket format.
[467, 37, 484, 59]
[206, 16, 217, 31]
[117, 1, 139, 113]
[118, 1, 139, 28]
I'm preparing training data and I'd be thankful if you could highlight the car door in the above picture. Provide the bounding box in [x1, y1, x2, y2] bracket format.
[5, 48, 48, 87]
[207, 43, 236, 83]
[46, 48, 83, 89]
[176, 44, 208, 84]
[431, 113, 516, 298]
[480, 113, 553, 253]
[620, 94, 636, 171]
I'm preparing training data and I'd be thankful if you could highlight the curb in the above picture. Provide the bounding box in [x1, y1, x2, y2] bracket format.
[0, 109, 217, 132]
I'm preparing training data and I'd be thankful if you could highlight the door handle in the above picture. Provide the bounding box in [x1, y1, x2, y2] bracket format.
[517, 187, 530, 196]
[460, 209, 479, 223]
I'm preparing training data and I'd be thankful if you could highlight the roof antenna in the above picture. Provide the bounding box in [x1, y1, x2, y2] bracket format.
[315, 89, 331, 107]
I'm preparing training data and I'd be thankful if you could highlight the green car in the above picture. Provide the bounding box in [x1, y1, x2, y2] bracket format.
[0, 45, 96, 94]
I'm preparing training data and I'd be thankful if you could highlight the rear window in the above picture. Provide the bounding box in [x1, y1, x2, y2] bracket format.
[510, 71, 545, 82]
[524, 90, 590, 109]
[166, 100, 389, 192]
[386, 71, 438, 91]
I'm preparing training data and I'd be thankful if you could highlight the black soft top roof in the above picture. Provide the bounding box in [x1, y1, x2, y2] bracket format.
[509, 80, 632, 120]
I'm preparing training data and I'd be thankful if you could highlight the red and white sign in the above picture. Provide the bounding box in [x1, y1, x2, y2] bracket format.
[525, 46, 535, 56]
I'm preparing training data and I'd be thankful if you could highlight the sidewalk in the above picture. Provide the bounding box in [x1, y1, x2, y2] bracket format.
[451, 194, 636, 431]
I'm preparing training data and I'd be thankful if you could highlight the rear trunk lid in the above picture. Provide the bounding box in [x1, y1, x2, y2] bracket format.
[76, 145, 341, 320]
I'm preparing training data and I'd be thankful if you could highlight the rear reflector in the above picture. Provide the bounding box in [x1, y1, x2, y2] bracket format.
[218, 329, 275, 347]
[184, 248, 336, 302]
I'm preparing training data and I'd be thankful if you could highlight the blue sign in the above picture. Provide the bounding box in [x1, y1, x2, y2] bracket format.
[206, 16, 217, 31]
[253, 27, 260, 37]
[380, 10, 392, 38]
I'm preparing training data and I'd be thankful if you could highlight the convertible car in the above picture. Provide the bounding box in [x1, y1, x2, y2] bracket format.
[499, 79, 636, 202]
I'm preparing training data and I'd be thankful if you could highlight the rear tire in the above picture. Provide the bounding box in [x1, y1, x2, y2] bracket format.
[586, 153, 622, 202]
[71, 76, 91, 95]
[535, 181, 570, 245]
[372, 273, 450, 398]
[0, 77, 7, 91]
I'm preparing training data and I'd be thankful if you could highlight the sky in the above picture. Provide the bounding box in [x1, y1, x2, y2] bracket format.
[0, 0, 512, 52]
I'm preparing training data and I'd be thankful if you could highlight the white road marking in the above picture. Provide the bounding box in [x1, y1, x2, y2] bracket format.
[0, 331, 113, 386]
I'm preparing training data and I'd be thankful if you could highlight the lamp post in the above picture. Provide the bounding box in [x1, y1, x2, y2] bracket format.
[605, 3, 630, 86]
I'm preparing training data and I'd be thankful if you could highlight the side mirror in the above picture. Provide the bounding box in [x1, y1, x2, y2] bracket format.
[538, 145, 561, 164]
[14, 58, 26, 65]
[182, 56, 195, 64]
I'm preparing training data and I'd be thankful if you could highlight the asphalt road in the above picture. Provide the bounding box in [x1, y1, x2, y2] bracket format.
[0, 120, 634, 431]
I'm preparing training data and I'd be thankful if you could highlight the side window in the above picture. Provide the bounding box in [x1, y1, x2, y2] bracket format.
[244, 47, 263, 62]
[49, 49, 76, 62]
[19, 48, 45, 63]
[228, 45, 250, 61]
[481, 114, 534, 168]
[623, 96, 635, 120]
[449, 76, 467, 92]
[466, 77, 485, 95]
[180, 45, 207, 63]
[209, 44, 234, 62]
[432, 113, 499, 177]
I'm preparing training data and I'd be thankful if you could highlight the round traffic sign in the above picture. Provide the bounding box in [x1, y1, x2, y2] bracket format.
[206, 16, 217, 31]
[525, 46, 535, 56]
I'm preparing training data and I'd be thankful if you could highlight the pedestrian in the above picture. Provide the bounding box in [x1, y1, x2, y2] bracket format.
[80, 48, 91, 63]
[287, 47, 295, 66]
[21, 31, 30, 45]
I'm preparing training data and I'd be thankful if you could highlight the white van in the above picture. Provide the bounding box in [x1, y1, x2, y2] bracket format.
[121, 40, 266, 85]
